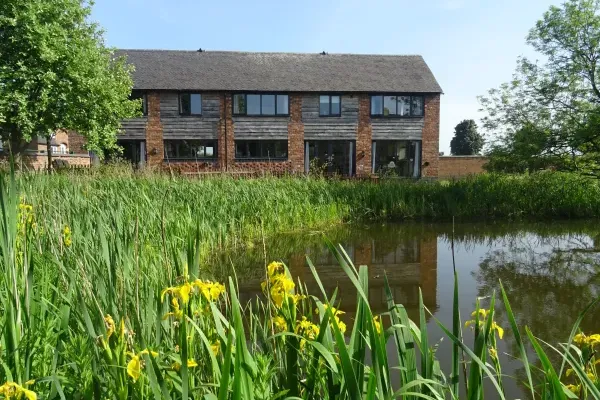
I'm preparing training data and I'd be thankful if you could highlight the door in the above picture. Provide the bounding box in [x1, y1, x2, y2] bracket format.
[305, 140, 355, 176]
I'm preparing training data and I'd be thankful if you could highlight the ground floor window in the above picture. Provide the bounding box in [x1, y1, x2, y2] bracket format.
[116, 139, 146, 167]
[235, 140, 288, 160]
[164, 139, 217, 160]
[372, 140, 421, 177]
[304, 140, 355, 176]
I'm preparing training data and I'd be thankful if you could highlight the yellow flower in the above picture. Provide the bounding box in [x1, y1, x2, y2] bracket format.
[161, 282, 193, 305]
[171, 362, 181, 372]
[267, 261, 285, 278]
[373, 316, 382, 334]
[489, 347, 498, 360]
[211, 340, 220, 356]
[127, 349, 159, 381]
[465, 308, 504, 340]
[187, 359, 198, 368]
[104, 315, 115, 340]
[471, 309, 489, 319]
[0, 381, 36, 400]
[296, 316, 320, 340]
[262, 262, 298, 308]
[574, 333, 587, 346]
[317, 305, 347, 334]
[566, 384, 581, 395]
[272, 316, 287, 332]
[320, 305, 345, 317]
[337, 320, 347, 334]
[62, 225, 72, 247]
[193, 280, 226, 302]
[492, 322, 504, 340]
[163, 297, 183, 320]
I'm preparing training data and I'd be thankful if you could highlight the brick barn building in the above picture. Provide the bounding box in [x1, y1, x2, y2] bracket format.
[117, 50, 442, 177]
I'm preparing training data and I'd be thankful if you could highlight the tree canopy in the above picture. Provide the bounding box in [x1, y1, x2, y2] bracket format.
[0, 0, 139, 162]
[450, 119, 484, 155]
[480, 0, 600, 176]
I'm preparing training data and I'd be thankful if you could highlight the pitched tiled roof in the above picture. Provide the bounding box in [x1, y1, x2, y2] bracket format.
[115, 50, 443, 93]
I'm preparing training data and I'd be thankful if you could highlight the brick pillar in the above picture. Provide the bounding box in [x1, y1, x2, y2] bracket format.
[419, 235, 438, 308]
[354, 241, 372, 266]
[422, 94, 440, 178]
[218, 94, 234, 171]
[288, 94, 304, 173]
[67, 131, 87, 154]
[145, 92, 163, 167]
[356, 95, 372, 177]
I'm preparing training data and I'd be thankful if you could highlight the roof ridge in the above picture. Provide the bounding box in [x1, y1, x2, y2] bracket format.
[115, 49, 424, 57]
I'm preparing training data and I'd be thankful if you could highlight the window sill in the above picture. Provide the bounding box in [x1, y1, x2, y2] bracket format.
[319, 114, 342, 118]
[178, 114, 203, 117]
[235, 158, 288, 162]
[370, 115, 424, 119]
[165, 158, 217, 162]
[232, 114, 290, 118]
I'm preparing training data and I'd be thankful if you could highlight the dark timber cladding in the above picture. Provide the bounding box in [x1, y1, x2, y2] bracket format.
[115, 49, 443, 177]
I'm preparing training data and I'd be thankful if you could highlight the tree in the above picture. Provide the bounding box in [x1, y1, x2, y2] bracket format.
[479, 0, 600, 176]
[450, 119, 484, 155]
[0, 0, 140, 168]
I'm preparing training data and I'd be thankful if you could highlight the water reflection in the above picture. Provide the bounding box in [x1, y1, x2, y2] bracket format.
[229, 224, 439, 322]
[212, 220, 600, 398]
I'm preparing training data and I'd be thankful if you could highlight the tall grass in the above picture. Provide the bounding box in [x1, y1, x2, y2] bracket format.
[0, 170, 599, 398]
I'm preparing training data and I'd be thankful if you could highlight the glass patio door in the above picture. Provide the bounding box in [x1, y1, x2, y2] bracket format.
[304, 140, 355, 176]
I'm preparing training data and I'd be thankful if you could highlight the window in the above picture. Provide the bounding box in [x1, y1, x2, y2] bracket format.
[319, 95, 341, 116]
[164, 139, 217, 159]
[370, 95, 424, 117]
[232, 94, 289, 116]
[131, 91, 147, 116]
[51, 144, 68, 154]
[372, 140, 421, 177]
[179, 93, 202, 115]
[235, 140, 288, 159]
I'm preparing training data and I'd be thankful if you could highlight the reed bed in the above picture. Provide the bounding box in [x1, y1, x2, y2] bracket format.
[0, 170, 599, 399]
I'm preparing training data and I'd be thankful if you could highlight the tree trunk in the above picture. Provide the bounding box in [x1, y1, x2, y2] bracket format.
[46, 136, 52, 172]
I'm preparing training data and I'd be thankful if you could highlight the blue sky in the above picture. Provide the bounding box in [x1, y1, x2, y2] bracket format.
[92, 0, 556, 153]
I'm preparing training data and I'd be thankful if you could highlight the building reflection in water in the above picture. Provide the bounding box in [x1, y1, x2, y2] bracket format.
[236, 226, 439, 323]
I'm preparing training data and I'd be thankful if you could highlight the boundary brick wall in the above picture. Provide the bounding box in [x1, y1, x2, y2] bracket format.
[438, 156, 488, 178]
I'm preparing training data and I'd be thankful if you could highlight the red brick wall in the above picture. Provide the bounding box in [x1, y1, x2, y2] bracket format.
[422, 94, 440, 177]
[356, 95, 373, 177]
[438, 156, 488, 178]
[218, 94, 235, 170]
[146, 92, 164, 167]
[288, 94, 304, 173]
[67, 131, 87, 154]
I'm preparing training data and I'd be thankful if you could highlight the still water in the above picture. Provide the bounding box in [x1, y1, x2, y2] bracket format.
[216, 221, 600, 398]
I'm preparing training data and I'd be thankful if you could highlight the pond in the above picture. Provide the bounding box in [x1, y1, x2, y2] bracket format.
[212, 220, 600, 398]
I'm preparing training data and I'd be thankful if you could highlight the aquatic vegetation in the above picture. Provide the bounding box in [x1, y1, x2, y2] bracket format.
[0, 170, 598, 398]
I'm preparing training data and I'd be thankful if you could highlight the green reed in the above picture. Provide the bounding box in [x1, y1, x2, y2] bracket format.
[0, 169, 599, 398]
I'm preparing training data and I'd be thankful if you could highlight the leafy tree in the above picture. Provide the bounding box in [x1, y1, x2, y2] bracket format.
[479, 0, 600, 176]
[0, 0, 140, 168]
[450, 119, 484, 155]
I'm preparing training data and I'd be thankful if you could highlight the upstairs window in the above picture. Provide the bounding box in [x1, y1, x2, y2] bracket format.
[233, 94, 289, 116]
[235, 140, 288, 160]
[179, 93, 202, 115]
[164, 139, 217, 159]
[370, 95, 424, 117]
[130, 91, 147, 116]
[319, 95, 341, 116]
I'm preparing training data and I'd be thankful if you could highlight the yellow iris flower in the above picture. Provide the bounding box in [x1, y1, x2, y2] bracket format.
[127, 349, 159, 381]
[465, 308, 504, 340]
[0, 382, 36, 400]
